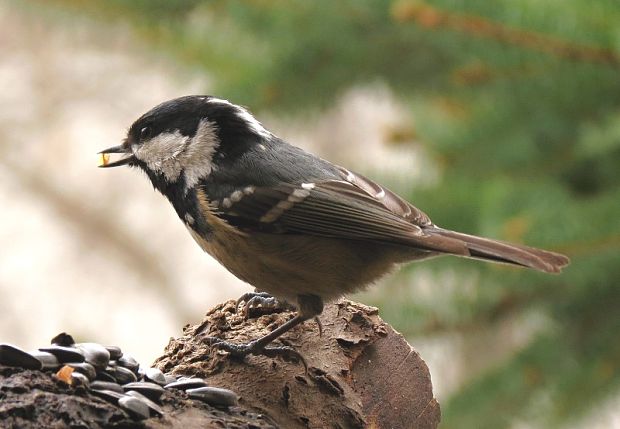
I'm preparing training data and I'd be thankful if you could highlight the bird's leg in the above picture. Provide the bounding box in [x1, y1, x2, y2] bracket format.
[235, 290, 295, 319]
[205, 294, 323, 367]
[314, 316, 323, 337]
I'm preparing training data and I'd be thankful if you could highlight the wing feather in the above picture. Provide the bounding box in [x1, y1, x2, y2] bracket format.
[204, 165, 568, 273]
[212, 179, 469, 255]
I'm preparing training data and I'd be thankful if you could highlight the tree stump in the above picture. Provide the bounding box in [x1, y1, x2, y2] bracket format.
[0, 299, 439, 428]
[155, 299, 440, 429]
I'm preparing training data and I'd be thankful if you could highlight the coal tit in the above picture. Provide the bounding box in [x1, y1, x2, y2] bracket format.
[99, 95, 569, 359]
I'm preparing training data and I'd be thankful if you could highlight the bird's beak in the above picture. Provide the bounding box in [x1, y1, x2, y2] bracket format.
[98, 142, 135, 168]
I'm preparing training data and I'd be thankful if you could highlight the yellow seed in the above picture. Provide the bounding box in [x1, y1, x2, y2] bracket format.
[56, 365, 74, 384]
[99, 153, 110, 167]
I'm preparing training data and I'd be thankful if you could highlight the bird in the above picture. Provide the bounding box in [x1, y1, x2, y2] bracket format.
[99, 95, 569, 360]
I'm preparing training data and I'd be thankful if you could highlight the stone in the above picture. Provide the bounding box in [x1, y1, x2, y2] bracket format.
[67, 362, 97, 380]
[117, 354, 139, 372]
[164, 378, 207, 390]
[163, 373, 177, 385]
[0, 344, 42, 370]
[144, 367, 167, 386]
[119, 396, 150, 420]
[39, 346, 85, 363]
[70, 372, 90, 387]
[50, 332, 75, 347]
[123, 381, 165, 401]
[76, 343, 110, 371]
[90, 380, 124, 394]
[105, 345, 122, 360]
[125, 391, 164, 416]
[107, 365, 137, 385]
[91, 388, 124, 404]
[30, 351, 60, 370]
[186, 386, 239, 407]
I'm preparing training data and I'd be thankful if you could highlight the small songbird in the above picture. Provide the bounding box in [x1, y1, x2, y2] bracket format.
[99, 95, 569, 359]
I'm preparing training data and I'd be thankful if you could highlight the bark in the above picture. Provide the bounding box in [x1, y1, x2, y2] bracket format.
[155, 299, 440, 429]
[0, 299, 440, 429]
[0, 365, 276, 429]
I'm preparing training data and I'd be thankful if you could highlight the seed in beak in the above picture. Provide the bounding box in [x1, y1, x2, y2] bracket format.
[99, 153, 111, 167]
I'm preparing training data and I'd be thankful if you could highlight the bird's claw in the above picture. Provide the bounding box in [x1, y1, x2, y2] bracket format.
[235, 292, 291, 318]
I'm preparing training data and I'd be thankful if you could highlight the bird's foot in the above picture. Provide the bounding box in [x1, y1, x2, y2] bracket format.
[204, 336, 306, 369]
[235, 291, 294, 319]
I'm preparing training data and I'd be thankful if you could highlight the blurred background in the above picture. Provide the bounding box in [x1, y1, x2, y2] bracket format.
[1, 1, 619, 427]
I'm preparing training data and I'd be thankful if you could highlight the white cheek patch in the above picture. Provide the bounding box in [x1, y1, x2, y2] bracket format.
[134, 119, 220, 191]
[134, 131, 189, 182]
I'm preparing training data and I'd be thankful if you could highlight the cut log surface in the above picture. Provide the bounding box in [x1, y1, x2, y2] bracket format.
[155, 299, 440, 429]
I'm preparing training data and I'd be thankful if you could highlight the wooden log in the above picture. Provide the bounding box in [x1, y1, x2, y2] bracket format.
[155, 299, 440, 429]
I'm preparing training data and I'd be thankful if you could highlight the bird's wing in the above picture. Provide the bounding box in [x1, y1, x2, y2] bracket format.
[207, 166, 569, 273]
[211, 168, 469, 255]
[333, 166, 433, 227]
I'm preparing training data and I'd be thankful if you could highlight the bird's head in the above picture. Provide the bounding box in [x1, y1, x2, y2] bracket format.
[99, 95, 272, 191]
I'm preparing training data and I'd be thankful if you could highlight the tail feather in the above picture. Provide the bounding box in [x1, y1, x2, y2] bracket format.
[427, 228, 570, 274]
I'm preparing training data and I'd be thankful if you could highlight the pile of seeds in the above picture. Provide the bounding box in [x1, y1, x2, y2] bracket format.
[0, 333, 238, 421]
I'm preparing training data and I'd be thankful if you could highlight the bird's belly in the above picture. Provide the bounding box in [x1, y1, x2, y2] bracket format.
[186, 226, 398, 303]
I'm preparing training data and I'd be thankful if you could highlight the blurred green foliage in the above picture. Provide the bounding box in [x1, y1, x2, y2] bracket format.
[23, 0, 620, 427]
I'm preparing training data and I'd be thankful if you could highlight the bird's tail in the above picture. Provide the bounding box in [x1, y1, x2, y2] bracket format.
[427, 227, 570, 274]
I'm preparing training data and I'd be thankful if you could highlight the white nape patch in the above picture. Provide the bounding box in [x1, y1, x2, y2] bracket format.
[184, 213, 195, 225]
[207, 98, 272, 140]
[182, 119, 221, 192]
[301, 182, 315, 190]
[260, 187, 311, 223]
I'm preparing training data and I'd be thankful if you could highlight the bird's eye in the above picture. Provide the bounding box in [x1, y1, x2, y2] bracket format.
[139, 126, 152, 141]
